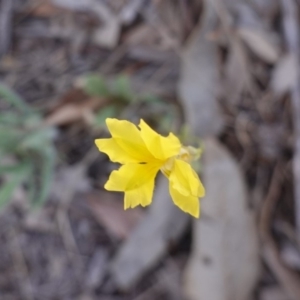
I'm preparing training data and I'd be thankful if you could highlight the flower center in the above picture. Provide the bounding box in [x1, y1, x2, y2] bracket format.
[160, 146, 201, 177]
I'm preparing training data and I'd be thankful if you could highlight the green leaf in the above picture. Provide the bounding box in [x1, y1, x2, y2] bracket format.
[0, 83, 31, 114]
[31, 147, 56, 207]
[24, 114, 43, 128]
[159, 114, 173, 133]
[0, 83, 56, 210]
[0, 112, 21, 125]
[141, 94, 163, 104]
[0, 163, 25, 175]
[81, 74, 109, 97]
[0, 127, 23, 153]
[19, 127, 56, 152]
[94, 105, 118, 127]
[0, 162, 31, 208]
[112, 75, 134, 102]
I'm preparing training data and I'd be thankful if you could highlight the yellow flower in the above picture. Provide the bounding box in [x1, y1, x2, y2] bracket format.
[95, 118, 205, 218]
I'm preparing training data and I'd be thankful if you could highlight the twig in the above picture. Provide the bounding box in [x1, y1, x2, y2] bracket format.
[259, 164, 282, 240]
[259, 164, 300, 300]
[280, 0, 300, 235]
[274, 220, 300, 251]
[9, 228, 34, 300]
[209, 0, 257, 98]
[209, 0, 233, 33]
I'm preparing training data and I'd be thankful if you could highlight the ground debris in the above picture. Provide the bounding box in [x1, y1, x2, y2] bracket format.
[183, 138, 259, 300]
[1, 0, 300, 298]
[109, 178, 189, 290]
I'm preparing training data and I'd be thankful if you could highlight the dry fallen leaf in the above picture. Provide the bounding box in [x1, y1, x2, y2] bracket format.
[44, 99, 99, 126]
[260, 286, 290, 300]
[51, 0, 121, 48]
[281, 243, 300, 270]
[92, 21, 120, 49]
[110, 177, 189, 290]
[44, 88, 107, 126]
[126, 24, 161, 47]
[87, 192, 144, 240]
[271, 53, 298, 96]
[237, 27, 280, 63]
[224, 38, 252, 103]
[183, 138, 259, 300]
[29, 1, 68, 17]
[179, 1, 224, 137]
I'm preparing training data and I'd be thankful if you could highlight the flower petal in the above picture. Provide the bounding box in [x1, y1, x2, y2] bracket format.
[106, 118, 153, 162]
[139, 119, 181, 160]
[95, 138, 141, 164]
[169, 159, 205, 197]
[124, 179, 155, 209]
[104, 163, 160, 192]
[169, 184, 200, 218]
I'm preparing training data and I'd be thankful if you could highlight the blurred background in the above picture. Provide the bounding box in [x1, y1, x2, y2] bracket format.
[0, 0, 299, 299]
